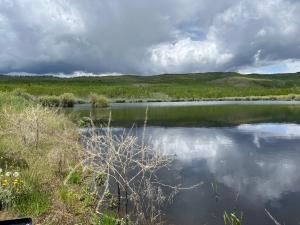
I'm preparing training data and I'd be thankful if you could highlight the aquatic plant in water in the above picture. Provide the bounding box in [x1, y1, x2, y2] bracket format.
[223, 211, 243, 225]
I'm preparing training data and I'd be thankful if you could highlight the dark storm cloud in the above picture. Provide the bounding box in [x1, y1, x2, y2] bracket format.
[0, 0, 300, 75]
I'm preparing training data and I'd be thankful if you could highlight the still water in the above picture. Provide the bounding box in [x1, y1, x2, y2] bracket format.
[67, 102, 300, 225]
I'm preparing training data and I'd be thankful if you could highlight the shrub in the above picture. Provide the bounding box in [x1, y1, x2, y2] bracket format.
[89, 93, 109, 108]
[39, 93, 76, 107]
[59, 93, 75, 107]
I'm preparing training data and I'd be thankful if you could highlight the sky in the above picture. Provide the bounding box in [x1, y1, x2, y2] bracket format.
[0, 0, 300, 76]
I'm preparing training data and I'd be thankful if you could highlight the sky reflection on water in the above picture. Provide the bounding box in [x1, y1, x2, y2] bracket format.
[135, 123, 300, 224]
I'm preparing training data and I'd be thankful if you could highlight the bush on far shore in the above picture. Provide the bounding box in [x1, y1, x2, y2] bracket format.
[59, 93, 76, 107]
[89, 93, 109, 108]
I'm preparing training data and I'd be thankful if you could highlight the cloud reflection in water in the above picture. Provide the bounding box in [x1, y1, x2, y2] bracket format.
[143, 124, 300, 202]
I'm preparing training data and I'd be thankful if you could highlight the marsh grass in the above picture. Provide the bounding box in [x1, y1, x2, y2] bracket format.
[39, 92, 76, 107]
[39, 95, 61, 107]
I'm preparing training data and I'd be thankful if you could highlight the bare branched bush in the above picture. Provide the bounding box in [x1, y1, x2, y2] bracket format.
[77, 123, 172, 224]
[74, 112, 199, 225]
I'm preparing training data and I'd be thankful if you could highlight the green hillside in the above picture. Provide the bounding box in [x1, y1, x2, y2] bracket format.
[1, 72, 300, 101]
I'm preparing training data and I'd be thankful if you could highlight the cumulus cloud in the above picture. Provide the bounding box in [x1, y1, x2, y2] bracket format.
[0, 0, 300, 75]
[149, 38, 233, 74]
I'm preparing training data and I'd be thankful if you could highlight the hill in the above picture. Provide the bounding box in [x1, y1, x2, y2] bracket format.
[1, 72, 300, 101]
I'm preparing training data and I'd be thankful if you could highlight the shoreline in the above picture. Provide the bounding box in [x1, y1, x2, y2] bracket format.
[70, 99, 300, 110]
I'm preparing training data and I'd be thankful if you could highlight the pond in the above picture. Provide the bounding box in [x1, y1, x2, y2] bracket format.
[66, 101, 300, 225]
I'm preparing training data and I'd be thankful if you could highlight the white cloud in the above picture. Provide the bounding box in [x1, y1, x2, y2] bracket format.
[149, 38, 233, 73]
[286, 60, 300, 73]
[5, 71, 123, 78]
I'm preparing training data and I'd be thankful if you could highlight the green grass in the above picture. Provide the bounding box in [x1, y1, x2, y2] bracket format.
[1, 72, 300, 101]
[39, 95, 61, 107]
[67, 170, 83, 185]
[14, 179, 50, 217]
[92, 212, 121, 225]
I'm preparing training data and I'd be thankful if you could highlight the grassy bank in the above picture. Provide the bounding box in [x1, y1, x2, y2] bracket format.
[0, 91, 179, 225]
[1, 73, 300, 102]
[0, 92, 104, 224]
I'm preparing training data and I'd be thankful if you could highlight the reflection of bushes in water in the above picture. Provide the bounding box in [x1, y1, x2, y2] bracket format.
[82, 104, 300, 127]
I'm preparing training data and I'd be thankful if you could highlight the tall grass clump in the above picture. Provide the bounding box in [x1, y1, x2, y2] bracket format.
[89, 93, 109, 108]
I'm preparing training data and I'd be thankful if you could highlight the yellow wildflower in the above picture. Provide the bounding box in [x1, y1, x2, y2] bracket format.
[2, 179, 9, 188]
